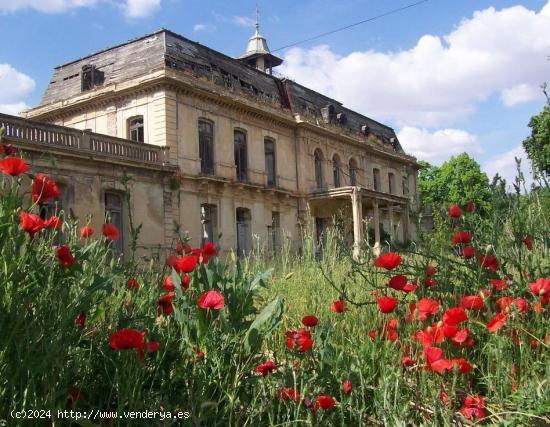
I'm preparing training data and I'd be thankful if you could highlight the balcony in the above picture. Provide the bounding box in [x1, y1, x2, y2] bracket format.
[0, 113, 174, 170]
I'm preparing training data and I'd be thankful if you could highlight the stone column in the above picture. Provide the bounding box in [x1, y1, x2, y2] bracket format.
[351, 188, 363, 259]
[373, 200, 380, 245]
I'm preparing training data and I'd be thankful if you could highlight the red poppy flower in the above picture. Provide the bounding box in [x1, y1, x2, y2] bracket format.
[175, 241, 184, 255]
[157, 292, 175, 315]
[529, 278, 550, 297]
[442, 307, 468, 326]
[489, 278, 507, 291]
[460, 295, 484, 310]
[461, 395, 485, 419]
[286, 328, 314, 352]
[19, 211, 45, 238]
[56, 245, 76, 267]
[276, 387, 301, 402]
[162, 275, 175, 291]
[342, 379, 352, 395]
[182, 274, 191, 289]
[466, 201, 475, 213]
[448, 204, 462, 218]
[31, 174, 60, 203]
[0, 157, 29, 176]
[302, 315, 318, 327]
[377, 296, 398, 313]
[496, 296, 512, 312]
[388, 275, 416, 292]
[102, 223, 120, 241]
[146, 341, 160, 353]
[255, 360, 277, 377]
[331, 299, 346, 313]
[462, 246, 476, 259]
[127, 278, 140, 290]
[452, 231, 472, 246]
[402, 355, 415, 367]
[416, 298, 440, 321]
[314, 394, 336, 410]
[478, 254, 499, 271]
[44, 215, 63, 230]
[174, 256, 199, 273]
[80, 225, 94, 238]
[198, 290, 225, 310]
[513, 298, 529, 313]
[374, 252, 402, 270]
[451, 329, 470, 345]
[109, 328, 146, 350]
[75, 311, 86, 328]
[453, 357, 473, 374]
[522, 235, 533, 250]
[487, 312, 507, 333]
[424, 346, 454, 373]
[426, 264, 436, 276]
[202, 242, 218, 257]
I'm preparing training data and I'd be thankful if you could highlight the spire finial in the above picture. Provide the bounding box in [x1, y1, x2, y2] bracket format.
[255, 4, 260, 31]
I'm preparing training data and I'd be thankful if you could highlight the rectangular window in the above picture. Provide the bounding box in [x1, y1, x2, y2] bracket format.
[105, 192, 123, 254]
[199, 120, 214, 175]
[201, 204, 218, 245]
[234, 130, 248, 182]
[270, 211, 281, 252]
[388, 173, 395, 194]
[236, 207, 252, 256]
[373, 168, 380, 191]
[264, 139, 276, 187]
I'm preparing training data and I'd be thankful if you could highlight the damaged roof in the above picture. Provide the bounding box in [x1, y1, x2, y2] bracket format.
[38, 28, 403, 152]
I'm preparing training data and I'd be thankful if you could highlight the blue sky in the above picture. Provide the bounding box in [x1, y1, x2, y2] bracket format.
[1, 0, 549, 186]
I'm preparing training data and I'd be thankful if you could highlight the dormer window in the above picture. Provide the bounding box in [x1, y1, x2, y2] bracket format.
[81, 64, 104, 92]
[128, 116, 144, 143]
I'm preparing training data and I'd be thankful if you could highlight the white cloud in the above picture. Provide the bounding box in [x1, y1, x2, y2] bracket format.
[231, 15, 256, 28]
[193, 23, 215, 33]
[279, 2, 550, 128]
[123, 0, 160, 18]
[397, 126, 482, 165]
[0, 0, 98, 13]
[500, 83, 543, 107]
[483, 145, 533, 189]
[0, 64, 35, 115]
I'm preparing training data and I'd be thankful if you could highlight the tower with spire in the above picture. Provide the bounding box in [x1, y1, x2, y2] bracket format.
[238, 8, 283, 75]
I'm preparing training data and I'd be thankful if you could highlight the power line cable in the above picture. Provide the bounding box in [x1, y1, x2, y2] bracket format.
[272, 0, 430, 52]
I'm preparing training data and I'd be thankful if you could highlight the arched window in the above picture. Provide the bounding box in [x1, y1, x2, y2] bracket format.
[199, 120, 214, 175]
[388, 172, 395, 194]
[127, 116, 144, 143]
[234, 130, 248, 182]
[349, 158, 358, 186]
[373, 168, 380, 191]
[264, 138, 276, 187]
[314, 149, 324, 189]
[332, 154, 341, 187]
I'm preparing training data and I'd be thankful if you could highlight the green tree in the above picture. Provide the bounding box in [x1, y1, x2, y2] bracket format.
[523, 85, 550, 178]
[418, 153, 492, 214]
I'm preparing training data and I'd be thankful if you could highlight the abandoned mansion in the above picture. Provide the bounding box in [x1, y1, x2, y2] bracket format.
[1, 24, 420, 257]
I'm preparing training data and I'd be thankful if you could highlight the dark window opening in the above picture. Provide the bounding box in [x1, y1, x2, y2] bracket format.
[105, 192, 123, 254]
[349, 158, 358, 186]
[264, 139, 276, 187]
[234, 130, 248, 182]
[388, 173, 395, 194]
[199, 120, 214, 175]
[201, 204, 218, 245]
[128, 117, 144, 143]
[332, 154, 341, 187]
[81, 64, 104, 92]
[236, 207, 252, 256]
[270, 211, 281, 252]
[314, 149, 324, 189]
[373, 168, 380, 191]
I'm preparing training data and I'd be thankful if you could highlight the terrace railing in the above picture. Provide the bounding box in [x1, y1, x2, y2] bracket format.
[0, 113, 171, 166]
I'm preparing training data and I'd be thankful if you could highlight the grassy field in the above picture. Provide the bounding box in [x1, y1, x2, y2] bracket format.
[1, 149, 549, 426]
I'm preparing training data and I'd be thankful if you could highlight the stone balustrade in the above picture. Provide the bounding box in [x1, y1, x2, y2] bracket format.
[0, 113, 171, 167]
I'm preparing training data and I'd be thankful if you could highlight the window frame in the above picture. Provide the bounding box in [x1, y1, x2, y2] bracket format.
[198, 119, 215, 175]
[127, 116, 144, 143]
[264, 138, 277, 188]
[234, 129, 248, 182]
[314, 149, 324, 189]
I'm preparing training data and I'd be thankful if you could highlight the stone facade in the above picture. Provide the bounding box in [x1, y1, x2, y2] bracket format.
[9, 28, 420, 258]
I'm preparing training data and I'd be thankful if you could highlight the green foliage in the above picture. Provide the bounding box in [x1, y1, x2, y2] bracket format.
[419, 153, 492, 214]
[523, 101, 550, 178]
